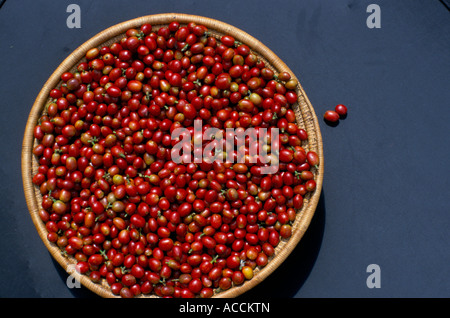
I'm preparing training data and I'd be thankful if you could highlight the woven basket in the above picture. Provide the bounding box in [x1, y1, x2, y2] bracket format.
[22, 13, 324, 298]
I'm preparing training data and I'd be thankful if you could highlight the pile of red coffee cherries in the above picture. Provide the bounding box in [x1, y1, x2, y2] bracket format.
[31, 21, 320, 298]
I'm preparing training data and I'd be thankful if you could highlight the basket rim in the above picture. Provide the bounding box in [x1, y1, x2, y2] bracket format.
[21, 12, 324, 298]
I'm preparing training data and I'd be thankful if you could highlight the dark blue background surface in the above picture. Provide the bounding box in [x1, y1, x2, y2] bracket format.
[0, 0, 449, 298]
